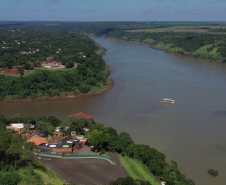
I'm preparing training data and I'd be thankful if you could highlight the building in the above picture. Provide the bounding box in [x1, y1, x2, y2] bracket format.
[6, 126, 21, 134]
[6, 123, 35, 134]
[69, 112, 94, 124]
[6, 123, 24, 134]
[28, 137, 48, 146]
[4, 69, 19, 74]
[37, 139, 82, 154]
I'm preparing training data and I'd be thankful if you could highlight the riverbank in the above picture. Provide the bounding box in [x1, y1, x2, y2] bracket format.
[148, 44, 226, 66]
[0, 78, 114, 103]
[106, 37, 226, 66]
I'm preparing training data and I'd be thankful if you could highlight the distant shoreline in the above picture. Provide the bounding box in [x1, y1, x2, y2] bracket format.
[105, 37, 226, 66]
[0, 79, 114, 103]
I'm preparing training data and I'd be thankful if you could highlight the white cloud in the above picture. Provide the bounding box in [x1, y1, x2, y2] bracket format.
[218, 10, 223, 12]
[50, 0, 64, 3]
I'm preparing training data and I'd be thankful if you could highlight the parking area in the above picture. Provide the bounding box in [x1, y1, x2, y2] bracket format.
[33, 153, 128, 185]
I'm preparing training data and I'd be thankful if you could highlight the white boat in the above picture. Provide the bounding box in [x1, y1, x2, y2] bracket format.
[161, 98, 176, 104]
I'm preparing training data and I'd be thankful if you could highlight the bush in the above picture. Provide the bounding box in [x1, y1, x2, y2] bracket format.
[100, 149, 106, 155]
[0, 173, 20, 185]
[208, 169, 219, 177]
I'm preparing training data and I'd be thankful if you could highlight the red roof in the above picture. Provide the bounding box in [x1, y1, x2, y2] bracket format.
[28, 138, 47, 146]
[4, 69, 19, 74]
[69, 113, 94, 120]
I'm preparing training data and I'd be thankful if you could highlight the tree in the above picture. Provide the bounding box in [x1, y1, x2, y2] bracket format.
[24, 122, 30, 133]
[0, 173, 21, 185]
[24, 142, 37, 168]
[46, 116, 61, 127]
[208, 169, 219, 177]
[36, 121, 49, 135]
[6, 143, 22, 168]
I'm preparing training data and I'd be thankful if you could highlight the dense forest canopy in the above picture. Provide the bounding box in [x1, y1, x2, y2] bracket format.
[0, 29, 109, 101]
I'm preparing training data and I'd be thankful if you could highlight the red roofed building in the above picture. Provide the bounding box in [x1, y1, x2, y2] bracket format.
[28, 138, 47, 146]
[4, 69, 19, 74]
[69, 112, 94, 124]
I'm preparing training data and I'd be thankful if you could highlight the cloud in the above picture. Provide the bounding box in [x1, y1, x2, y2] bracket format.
[47, 7, 57, 12]
[165, 0, 173, 1]
[218, 10, 223, 12]
[216, 0, 225, 2]
[141, 8, 157, 13]
[170, 10, 174, 13]
[142, 8, 150, 12]
[50, 0, 64, 2]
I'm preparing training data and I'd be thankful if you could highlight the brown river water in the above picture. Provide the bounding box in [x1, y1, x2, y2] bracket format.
[1, 36, 226, 185]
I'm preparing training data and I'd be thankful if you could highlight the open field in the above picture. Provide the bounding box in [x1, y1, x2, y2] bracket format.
[32, 153, 128, 185]
[128, 25, 226, 33]
[119, 155, 160, 185]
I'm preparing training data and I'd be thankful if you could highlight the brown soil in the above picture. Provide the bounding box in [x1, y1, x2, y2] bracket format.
[0, 79, 114, 103]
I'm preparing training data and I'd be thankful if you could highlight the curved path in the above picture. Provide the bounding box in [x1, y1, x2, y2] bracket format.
[33, 153, 128, 185]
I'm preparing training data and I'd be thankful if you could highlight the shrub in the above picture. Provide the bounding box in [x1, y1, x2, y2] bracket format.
[208, 169, 219, 177]
[100, 149, 106, 155]
[0, 173, 20, 185]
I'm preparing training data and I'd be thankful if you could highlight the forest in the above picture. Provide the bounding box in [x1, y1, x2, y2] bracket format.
[0, 29, 109, 101]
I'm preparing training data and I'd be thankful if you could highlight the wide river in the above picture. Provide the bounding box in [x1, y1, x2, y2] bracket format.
[1, 36, 226, 185]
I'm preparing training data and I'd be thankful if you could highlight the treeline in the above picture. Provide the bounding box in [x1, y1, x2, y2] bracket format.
[1, 21, 222, 35]
[105, 30, 226, 62]
[81, 122, 195, 185]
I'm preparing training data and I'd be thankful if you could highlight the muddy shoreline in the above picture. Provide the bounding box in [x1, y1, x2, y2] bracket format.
[0, 79, 114, 103]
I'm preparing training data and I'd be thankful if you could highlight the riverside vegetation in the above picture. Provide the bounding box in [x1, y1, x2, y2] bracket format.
[0, 29, 109, 101]
[5, 21, 225, 64]
[105, 30, 226, 63]
[1, 114, 195, 185]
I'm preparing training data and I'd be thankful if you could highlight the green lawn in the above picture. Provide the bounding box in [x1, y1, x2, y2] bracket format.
[119, 155, 160, 185]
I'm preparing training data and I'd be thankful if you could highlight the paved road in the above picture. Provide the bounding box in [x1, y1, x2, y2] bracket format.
[33, 154, 128, 185]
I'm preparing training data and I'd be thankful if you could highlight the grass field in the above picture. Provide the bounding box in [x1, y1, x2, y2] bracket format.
[128, 25, 225, 33]
[119, 155, 160, 185]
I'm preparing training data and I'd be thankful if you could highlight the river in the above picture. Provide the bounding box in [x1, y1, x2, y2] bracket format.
[1, 36, 226, 185]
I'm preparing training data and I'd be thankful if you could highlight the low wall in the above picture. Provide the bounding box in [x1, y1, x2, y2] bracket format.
[33, 151, 115, 164]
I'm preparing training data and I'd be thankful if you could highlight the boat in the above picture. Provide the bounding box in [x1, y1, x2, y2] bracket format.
[161, 98, 176, 104]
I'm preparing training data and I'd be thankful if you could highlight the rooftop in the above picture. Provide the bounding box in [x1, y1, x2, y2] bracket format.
[69, 112, 94, 120]
[29, 138, 47, 146]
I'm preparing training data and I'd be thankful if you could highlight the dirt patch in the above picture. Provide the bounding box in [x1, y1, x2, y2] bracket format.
[0, 79, 114, 103]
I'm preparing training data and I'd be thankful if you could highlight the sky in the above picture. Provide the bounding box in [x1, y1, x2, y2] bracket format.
[0, 0, 225, 21]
